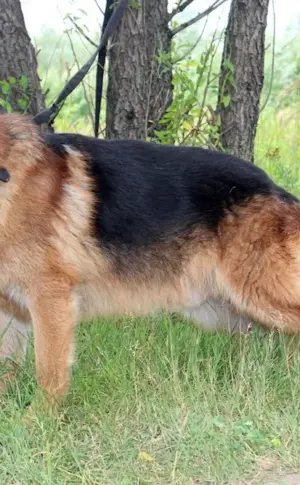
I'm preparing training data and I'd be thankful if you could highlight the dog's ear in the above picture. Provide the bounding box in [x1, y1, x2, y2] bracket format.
[0, 113, 39, 141]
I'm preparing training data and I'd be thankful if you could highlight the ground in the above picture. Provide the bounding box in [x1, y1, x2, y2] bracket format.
[264, 476, 300, 484]
[2, 315, 300, 485]
[236, 473, 300, 484]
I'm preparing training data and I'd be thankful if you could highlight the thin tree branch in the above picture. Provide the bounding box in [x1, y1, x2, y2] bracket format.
[173, 16, 209, 65]
[171, 0, 228, 37]
[65, 29, 95, 128]
[260, 0, 276, 113]
[67, 16, 98, 48]
[169, 0, 195, 21]
[93, 0, 105, 16]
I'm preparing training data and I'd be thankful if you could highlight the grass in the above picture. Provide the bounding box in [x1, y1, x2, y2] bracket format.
[1, 107, 300, 485]
[255, 107, 300, 197]
[3, 316, 300, 485]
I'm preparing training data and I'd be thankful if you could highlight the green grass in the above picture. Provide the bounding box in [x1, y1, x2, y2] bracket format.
[1, 108, 300, 484]
[255, 107, 300, 197]
[2, 316, 300, 485]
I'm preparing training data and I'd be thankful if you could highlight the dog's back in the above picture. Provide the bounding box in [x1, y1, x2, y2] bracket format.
[43, 132, 296, 246]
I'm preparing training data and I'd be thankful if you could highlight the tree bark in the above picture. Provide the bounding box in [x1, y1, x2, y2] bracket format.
[0, 0, 45, 115]
[106, 0, 172, 140]
[217, 0, 270, 161]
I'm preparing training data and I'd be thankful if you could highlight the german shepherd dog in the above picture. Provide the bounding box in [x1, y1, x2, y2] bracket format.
[0, 113, 299, 400]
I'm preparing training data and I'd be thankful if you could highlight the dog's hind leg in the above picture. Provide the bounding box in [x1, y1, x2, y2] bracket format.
[217, 196, 300, 333]
[0, 313, 31, 361]
[0, 311, 32, 391]
[183, 299, 252, 333]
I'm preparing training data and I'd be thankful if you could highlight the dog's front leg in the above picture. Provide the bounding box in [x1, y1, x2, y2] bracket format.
[29, 279, 77, 401]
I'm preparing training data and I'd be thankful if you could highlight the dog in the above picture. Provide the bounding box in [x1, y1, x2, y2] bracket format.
[0, 112, 299, 400]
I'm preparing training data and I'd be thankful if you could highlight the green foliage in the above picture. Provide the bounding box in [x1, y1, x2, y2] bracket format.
[218, 57, 235, 110]
[155, 38, 222, 147]
[25, 8, 300, 149]
[262, 17, 300, 110]
[255, 107, 300, 197]
[128, 0, 141, 8]
[0, 97, 12, 113]
[35, 26, 100, 134]
[0, 75, 31, 114]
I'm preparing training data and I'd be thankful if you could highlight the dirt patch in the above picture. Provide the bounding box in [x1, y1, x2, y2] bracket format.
[235, 473, 300, 485]
[263, 475, 300, 485]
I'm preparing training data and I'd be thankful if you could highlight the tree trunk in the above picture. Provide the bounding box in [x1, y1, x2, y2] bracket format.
[106, 0, 172, 140]
[217, 0, 270, 161]
[0, 0, 45, 115]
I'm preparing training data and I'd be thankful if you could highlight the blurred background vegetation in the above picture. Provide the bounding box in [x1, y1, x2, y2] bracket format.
[1, 0, 300, 191]
[28, 4, 300, 195]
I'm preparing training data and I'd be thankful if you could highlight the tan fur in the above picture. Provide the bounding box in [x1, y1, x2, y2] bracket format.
[0, 113, 298, 401]
[218, 196, 300, 332]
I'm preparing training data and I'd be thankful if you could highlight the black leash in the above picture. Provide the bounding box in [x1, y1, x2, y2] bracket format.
[33, 0, 128, 129]
[94, 0, 114, 138]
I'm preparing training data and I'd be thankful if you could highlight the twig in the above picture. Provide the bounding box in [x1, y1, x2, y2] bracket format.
[93, 0, 105, 16]
[171, 0, 228, 37]
[67, 16, 98, 48]
[42, 32, 65, 94]
[260, 0, 276, 113]
[196, 29, 223, 139]
[65, 29, 95, 128]
[169, 0, 195, 20]
[173, 16, 209, 65]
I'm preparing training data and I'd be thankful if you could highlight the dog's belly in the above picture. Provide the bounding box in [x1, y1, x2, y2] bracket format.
[76, 272, 212, 321]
